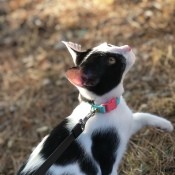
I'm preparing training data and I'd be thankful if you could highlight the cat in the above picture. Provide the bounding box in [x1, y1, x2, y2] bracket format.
[17, 42, 174, 175]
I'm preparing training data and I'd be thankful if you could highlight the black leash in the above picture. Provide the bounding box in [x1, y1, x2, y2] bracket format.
[32, 109, 97, 175]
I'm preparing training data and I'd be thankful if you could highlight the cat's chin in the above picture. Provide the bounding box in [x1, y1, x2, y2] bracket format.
[82, 79, 99, 87]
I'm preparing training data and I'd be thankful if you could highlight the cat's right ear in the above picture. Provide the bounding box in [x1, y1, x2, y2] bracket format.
[62, 41, 83, 65]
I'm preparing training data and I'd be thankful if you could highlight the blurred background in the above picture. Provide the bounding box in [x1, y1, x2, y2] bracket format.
[0, 0, 174, 174]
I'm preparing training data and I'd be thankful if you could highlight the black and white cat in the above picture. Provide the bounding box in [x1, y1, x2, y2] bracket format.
[17, 42, 174, 175]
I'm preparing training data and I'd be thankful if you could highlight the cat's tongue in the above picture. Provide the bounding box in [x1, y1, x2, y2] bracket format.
[66, 67, 83, 87]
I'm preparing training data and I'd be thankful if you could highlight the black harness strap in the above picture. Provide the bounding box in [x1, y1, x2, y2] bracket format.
[32, 110, 96, 175]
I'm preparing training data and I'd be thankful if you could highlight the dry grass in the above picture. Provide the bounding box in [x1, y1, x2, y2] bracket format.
[0, 0, 174, 174]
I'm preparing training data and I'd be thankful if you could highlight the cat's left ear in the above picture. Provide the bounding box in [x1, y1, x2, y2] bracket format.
[62, 41, 83, 65]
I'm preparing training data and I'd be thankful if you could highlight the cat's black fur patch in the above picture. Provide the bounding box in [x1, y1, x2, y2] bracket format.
[18, 119, 98, 175]
[41, 119, 70, 160]
[80, 52, 126, 95]
[91, 128, 120, 175]
[79, 155, 98, 175]
[40, 119, 98, 175]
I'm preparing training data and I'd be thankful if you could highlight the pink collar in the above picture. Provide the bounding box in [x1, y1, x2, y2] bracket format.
[91, 97, 120, 113]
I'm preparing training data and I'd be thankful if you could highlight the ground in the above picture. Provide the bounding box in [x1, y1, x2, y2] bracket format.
[0, 0, 175, 175]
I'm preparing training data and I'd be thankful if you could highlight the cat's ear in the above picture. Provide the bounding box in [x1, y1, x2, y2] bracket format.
[62, 41, 83, 64]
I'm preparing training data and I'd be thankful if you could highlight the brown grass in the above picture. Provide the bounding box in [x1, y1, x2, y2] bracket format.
[0, 0, 174, 174]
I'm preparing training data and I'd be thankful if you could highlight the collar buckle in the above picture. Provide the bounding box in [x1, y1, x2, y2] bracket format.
[92, 97, 120, 114]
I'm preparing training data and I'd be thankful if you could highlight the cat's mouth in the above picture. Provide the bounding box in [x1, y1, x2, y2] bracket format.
[66, 67, 99, 87]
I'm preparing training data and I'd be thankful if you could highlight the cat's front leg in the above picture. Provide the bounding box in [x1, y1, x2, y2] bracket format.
[110, 168, 118, 175]
[130, 112, 174, 136]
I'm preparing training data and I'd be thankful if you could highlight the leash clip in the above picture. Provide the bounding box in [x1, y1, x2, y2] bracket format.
[79, 108, 97, 131]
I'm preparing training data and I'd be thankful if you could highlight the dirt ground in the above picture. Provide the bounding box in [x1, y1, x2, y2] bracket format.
[0, 0, 175, 174]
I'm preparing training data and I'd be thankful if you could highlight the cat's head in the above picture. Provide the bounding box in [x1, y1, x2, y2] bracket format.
[63, 42, 136, 102]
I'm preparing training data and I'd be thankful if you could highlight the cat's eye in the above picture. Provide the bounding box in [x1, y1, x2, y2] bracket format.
[108, 57, 116, 65]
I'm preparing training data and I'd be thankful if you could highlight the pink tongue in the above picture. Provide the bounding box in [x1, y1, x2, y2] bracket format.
[66, 68, 83, 87]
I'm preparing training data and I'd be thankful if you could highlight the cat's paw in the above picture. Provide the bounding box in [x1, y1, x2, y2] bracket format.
[158, 120, 174, 132]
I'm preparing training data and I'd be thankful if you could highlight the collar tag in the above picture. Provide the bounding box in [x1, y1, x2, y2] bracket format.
[92, 97, 120, 114]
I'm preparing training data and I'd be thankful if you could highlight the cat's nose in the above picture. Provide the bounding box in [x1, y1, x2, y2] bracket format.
[82, 71, 96, 81]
